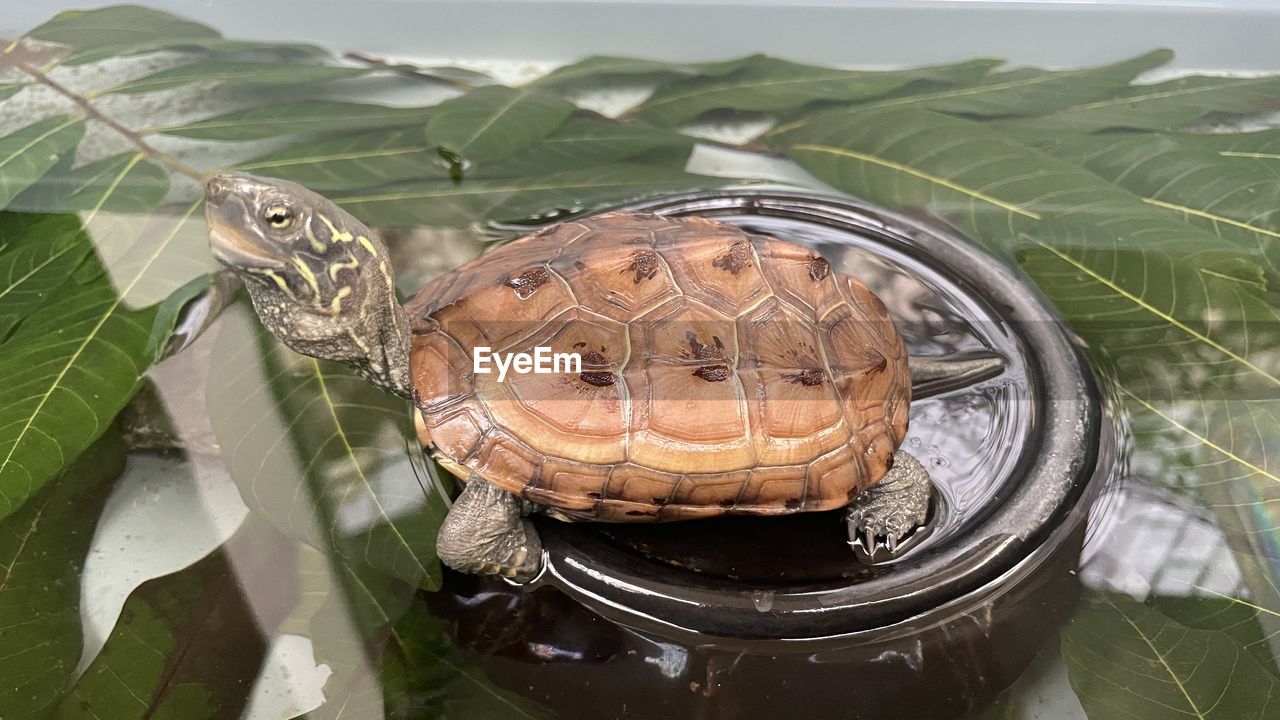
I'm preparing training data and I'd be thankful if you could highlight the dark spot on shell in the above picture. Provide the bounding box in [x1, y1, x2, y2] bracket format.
[573, 341, 587, 349]
[851, 349, 888, 376]
[718, 498, 737, 508]
[885, 454, 895, 471]
[785, 498, 802, 510]
[624, 249, 660, 284]
[782, 368, 826, 386]
[651, 497, 669, 506]
[807, 255, 830, 282]
[693, 364, 731, 382]
[685, 331, 725, 361]
[579, 350, 615, 387]
[625, 510, 653, 516]
[505, 267, 550, 299]
[712, 240, 753, 275]
[573, 260, 589, 272]
[586, 491, 602, 500]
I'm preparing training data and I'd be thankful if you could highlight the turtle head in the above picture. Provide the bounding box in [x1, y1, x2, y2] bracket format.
[206, 172, 411, 397]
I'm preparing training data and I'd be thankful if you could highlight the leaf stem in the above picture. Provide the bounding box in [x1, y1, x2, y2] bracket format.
[10, 57, 205, 182]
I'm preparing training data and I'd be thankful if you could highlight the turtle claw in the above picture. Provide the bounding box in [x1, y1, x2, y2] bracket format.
[846, 451, 934, 565]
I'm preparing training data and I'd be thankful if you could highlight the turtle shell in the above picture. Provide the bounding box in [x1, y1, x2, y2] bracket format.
[405, 211, 910, 521]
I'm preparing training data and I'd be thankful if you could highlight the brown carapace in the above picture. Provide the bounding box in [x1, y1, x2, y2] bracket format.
[407, 211, 911, 522]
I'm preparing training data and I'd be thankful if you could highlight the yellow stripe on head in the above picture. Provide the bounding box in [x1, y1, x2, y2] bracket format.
[292, 256, 321, 296]
[247, 267, 297, 300]
[304, 222, 326, 254]
[318, 214, 354, 243]
[328, 285, 352, 315]
[329, 257, 360, 281]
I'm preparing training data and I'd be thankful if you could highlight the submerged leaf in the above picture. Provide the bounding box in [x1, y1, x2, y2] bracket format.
[1063, 594, 1280, 719]
[425, 85, 576, 162]
[206, 306, 448, 587]
[382, 596, 551, 720]
[628, 56, 1000, 126]
[52, 530, 282, 720]
[99, 61, 370, 95]
[150, 100, 433, 141]
[0, 432, 124, 719]
[1154, 594, 1280, 677]
[0, 116, 85, 209]
[0, 214, 157, 519]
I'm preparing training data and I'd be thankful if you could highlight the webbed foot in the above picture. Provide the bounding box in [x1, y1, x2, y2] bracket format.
[847, 451, 933, 562]
[437, 476, 543, 582]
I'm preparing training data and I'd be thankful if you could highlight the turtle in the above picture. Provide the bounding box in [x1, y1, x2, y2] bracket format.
[205, 172, 1004, 582]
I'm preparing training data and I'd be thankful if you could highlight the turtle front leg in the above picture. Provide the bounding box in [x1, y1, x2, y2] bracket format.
[846, 451, 932, 560]
[437, 476, 543, 582]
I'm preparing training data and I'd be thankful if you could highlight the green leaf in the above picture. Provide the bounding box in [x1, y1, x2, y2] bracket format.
[99, 61, 370, 95]
[52, 529, 280, 720]
[425, 85, 577, 162]
[0, 85, 25, 102]
[882, 49, 1172, 117]
[25, 5, 323, 65]
[474, 117, 695, 177]
[26, 5, 219, 64]
[0, 214, 93, 341]
[0, 116, 85, 209]
[0, 213, 157, 519]
[527, 54, 755, 90]
[627, 56, 1001, 126]
[334, 165, 726, 227]
[1063, 594, 1280, 719]
[0, 432, 124, 719]
[145, 272, 215, 361]
[761, 50, 1173, 143]
[148, 100, 433, 141]
[205, 306, 448, 587]
[10, 152, 169, 214]
[235, 127, 441, 191]
[1001, 74, 1280, 132]
[1030, 132, 1280, 272]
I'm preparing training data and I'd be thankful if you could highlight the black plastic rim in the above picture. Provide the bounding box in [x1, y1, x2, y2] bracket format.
[517, 189, 1107, 641]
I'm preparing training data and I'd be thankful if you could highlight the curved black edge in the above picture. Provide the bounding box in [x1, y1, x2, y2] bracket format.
[502, 189, 1110, 641]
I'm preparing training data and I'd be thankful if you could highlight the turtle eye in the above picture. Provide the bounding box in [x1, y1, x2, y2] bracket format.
[263, 203, 294, 230]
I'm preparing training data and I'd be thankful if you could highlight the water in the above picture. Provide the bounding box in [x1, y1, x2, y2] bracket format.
[1, 6, 1275, 720]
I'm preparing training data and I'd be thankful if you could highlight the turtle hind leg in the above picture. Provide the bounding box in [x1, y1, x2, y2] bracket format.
[437, 475, 543, 582]
[846, 451, 933, 562]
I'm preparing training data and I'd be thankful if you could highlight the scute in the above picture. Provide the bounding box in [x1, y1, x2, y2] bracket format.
[405, 211, 910, 521]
